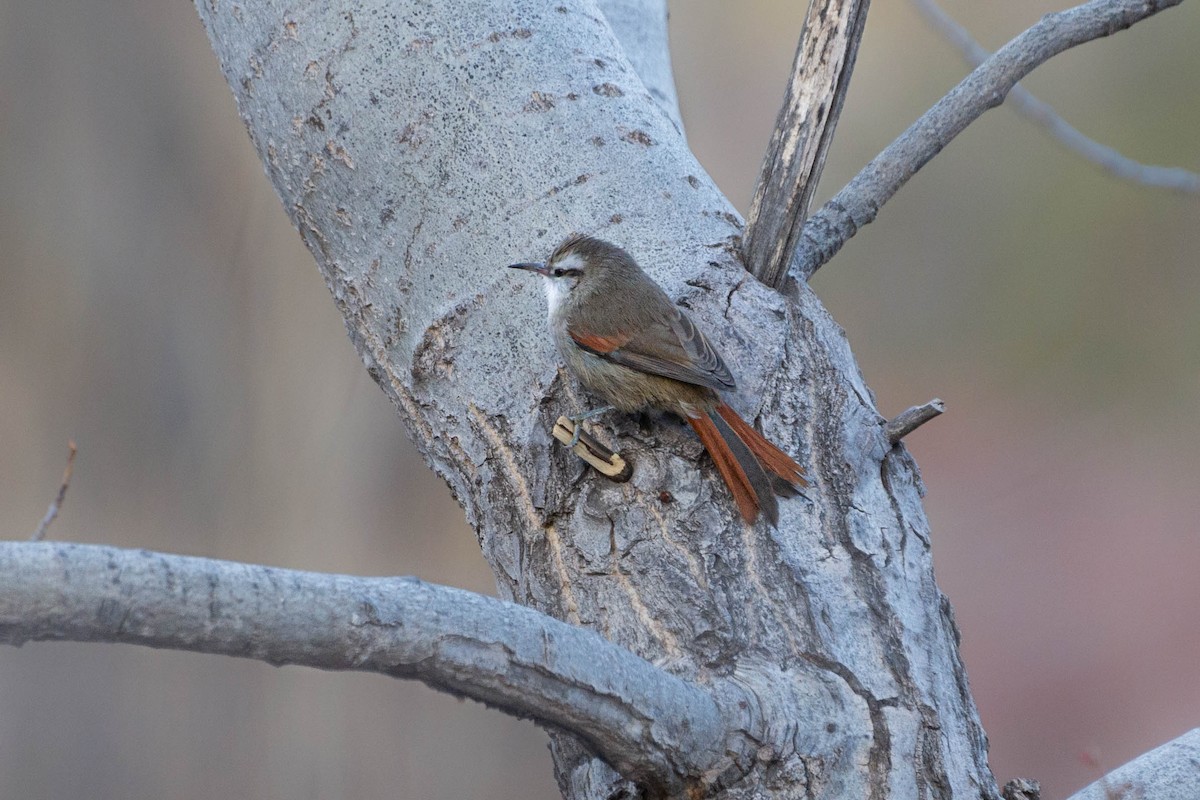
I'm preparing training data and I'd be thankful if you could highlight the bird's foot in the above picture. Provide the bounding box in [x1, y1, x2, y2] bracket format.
[566, 406, 614, 448]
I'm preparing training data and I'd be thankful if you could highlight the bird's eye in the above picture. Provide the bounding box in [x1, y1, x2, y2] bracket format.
[552, 268, 565, 278]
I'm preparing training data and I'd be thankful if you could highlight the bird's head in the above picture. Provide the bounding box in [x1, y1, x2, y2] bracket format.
[508, 234, 640, 311]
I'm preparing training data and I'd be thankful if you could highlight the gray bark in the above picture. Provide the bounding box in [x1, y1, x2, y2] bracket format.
[0, 0, 1183, 797]
[191, 1, 993, 796]
[0, 541, 731, 793]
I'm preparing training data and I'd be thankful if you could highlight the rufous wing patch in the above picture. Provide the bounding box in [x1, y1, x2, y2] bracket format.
[569, 328, 631, 354]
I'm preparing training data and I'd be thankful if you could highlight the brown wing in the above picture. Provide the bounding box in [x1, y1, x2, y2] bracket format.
[569, 304, 736, 393]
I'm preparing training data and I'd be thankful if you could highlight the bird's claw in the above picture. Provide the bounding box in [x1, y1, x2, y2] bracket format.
[566, 406, 614, 448]
[566, 422, 583, 449]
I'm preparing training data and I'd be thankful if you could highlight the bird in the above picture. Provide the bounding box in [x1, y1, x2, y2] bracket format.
[508, 234, 805, 525]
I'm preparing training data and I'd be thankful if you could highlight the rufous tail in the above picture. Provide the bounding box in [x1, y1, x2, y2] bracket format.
[714, 404, 807, 489]
[687, 405, 804, 525]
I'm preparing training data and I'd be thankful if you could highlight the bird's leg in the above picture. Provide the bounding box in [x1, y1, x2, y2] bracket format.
[567, 406, 614, 448]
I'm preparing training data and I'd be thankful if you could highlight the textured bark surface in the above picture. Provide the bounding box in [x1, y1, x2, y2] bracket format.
[0, 542, 730, 792]
[194, 0, 995, 796]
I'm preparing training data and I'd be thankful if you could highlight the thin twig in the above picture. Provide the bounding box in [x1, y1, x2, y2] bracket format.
[886, 399, 945, 445]
[912, 0, 1200, 195]
[31, 440, 77, 541]
[743, 0, 872, 288]
[0, 541, 734, 793]
[793, 0, 1187, 281]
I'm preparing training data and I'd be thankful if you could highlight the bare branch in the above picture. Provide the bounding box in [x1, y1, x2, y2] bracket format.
[912, 0, 1200, 195]
[885, 399, 945, 444]
[0, 541, 728, 792]
[793, 0, 1186, 280]
[30, 440, 77, 541]
[1065, 728, 1200, 800]
[743, 0, 872, 288]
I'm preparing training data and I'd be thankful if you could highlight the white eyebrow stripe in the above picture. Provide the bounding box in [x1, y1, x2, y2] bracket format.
[555, 252, 584, 270]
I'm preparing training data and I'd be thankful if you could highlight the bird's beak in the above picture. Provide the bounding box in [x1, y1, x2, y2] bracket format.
[507, 261, 549, 276]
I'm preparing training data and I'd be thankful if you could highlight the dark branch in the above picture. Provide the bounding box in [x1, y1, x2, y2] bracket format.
[793, 0, 1186, 280]
[31, 440, 77, 541]
[886, 399, 945, 444]
[912, 0, 1200, 195]
[743, 0, 872, 289]
[0, 541, 729, 792]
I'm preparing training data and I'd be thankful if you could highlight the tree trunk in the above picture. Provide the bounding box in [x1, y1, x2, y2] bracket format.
[194, 0, 994, 796]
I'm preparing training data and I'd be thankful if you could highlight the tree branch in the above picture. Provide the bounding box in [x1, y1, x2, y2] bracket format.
[885, 399, 944, 444]
[1065, 728, 1200, 800]
[793, 0, 1187, 280]
[743, 0, 872, 288]
[912, 0, 1200, 196]
[0, 540, 729, 792]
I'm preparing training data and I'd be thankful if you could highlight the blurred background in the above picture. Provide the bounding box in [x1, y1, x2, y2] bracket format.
[1, 0, 1196, 797]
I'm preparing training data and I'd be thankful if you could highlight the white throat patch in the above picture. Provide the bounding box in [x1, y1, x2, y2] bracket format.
[541, 252, 584, 317]
[542, 274, 570, 315]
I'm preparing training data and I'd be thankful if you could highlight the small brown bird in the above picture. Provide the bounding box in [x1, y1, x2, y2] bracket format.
[509, 234, 805, 525]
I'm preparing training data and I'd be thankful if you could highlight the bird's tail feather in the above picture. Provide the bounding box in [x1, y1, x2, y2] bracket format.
[688, 409, 780, 525]
[714, 403, 807, 489]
